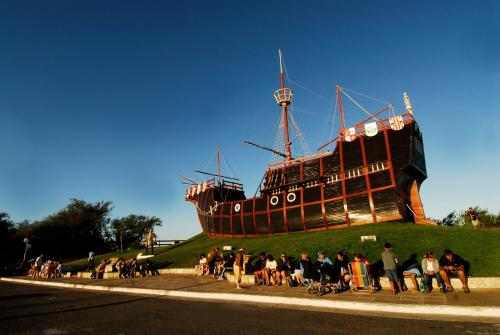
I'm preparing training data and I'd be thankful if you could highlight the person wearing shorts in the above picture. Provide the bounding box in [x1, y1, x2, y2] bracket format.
[439, 249, 470, 293]
[233, 248, 245, 289]
[380, 243, 403, 294]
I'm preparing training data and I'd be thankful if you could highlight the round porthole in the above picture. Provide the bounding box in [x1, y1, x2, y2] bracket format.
[287, 192, 296, 203]
[234, 203, 241, 213]
[270, 195, 279, 206]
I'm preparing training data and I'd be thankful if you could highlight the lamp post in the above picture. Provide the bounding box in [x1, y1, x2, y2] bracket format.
[23, 238, 31, 265]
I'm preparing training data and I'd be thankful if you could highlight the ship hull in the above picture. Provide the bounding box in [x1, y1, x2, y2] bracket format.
[187, 119, 433, 238]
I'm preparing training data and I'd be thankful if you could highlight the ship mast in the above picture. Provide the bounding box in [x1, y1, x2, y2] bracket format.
[273, 49, 293, 163]
[336, 85, 346, 135]
[217, 147, 221, 185]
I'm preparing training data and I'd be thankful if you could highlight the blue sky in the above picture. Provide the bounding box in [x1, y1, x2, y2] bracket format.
[1, 1, 499, 239]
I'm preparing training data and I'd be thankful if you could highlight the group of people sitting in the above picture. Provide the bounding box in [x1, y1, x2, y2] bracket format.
[252, 251, 359, 290]
[90, 257, 159, 279]
[27, 255, 62, 279]
[196, 244, 471, 294]
[385, 245, 471, 294]
[195, 246, 235, 280]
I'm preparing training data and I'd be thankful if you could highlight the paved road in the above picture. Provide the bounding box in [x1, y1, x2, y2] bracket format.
[0, 283, 498, 335]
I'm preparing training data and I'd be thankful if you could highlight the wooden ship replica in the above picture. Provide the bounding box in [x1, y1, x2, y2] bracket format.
[184, 51, 435, 238]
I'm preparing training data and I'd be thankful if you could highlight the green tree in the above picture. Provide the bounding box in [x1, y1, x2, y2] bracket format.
[111, 215, 162, 252]
[0, 213, 23, 271]
[16, 199, 113, 259]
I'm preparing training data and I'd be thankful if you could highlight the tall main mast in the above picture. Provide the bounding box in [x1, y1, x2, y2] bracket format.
[273, 49, 293, 163]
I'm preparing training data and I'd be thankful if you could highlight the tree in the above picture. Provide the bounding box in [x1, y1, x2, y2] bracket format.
[16, 199, 114, 259]
[0, 213, 23, 271]
[111, 215, 162, 252]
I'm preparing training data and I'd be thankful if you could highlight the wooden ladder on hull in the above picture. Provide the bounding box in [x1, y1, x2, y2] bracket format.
[409, 180, 437, 225]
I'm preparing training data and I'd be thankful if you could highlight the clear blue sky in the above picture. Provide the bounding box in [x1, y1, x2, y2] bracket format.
[1, 1, 499, 239]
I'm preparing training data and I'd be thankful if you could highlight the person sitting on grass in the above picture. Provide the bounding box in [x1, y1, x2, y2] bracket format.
[253, 252, 267, 285]
[333, 251, 351, 289]
[277, 254, 292, 287]
[439, 249, 470, 293]
[402, 253, 422, 292]
[299, 253, 315, 285]
[421, 252, 446, 294]
[380, 243, 403, 294]
[263, 255, 279, 286]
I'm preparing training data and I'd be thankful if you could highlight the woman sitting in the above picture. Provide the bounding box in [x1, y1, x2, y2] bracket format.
[277, 254, 292, 286]
[195, 253, 209, 276]
[263, 255, 279, 286]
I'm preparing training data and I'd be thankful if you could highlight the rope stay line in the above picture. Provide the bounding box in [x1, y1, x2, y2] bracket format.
[341, 87, 391, 105]
[328, 96, 338, 151]
[406, 203, 436, 225]
[289, 109, 312, 156]
[340, 88, 379, 121]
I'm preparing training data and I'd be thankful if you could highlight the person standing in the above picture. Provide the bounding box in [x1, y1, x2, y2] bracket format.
[466, 207, 480, 229]
[145, 229, 156, 255]
[88, 252, 95, 270]
[35, 255, 43, 277]
[233, 248, 245, 289]
[380, 243, 403, 294]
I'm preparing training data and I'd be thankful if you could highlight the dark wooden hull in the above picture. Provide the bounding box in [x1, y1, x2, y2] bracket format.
[186, 119, 432, 238]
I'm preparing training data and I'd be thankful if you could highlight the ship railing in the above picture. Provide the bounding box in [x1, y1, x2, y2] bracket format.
[268, 112, 413, 171]
[261, 160, 390, 193]
[314, 112, 415, 152]
[185, 177, 244, 199]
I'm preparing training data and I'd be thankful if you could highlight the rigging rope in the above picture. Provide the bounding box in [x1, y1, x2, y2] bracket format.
[341, 87, 391, 105]
[341, 89, 379, 121]
[405, 203, 436, 225]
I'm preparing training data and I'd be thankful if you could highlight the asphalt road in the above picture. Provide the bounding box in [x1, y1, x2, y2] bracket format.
[0, 283, 498, 335]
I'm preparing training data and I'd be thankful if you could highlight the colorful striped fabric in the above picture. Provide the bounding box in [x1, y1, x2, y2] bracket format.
[349, 261, 369, 288]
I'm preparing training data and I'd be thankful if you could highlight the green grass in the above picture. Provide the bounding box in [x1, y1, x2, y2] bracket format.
[66, 223, 500, 277]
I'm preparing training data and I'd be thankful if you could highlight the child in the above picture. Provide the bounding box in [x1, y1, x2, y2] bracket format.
[380, 243, 403, 294]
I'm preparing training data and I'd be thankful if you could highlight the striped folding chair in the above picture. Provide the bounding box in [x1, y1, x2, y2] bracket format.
[348, 261, 375, 294]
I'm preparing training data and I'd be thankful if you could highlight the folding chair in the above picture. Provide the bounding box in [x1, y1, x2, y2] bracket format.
[348, 261, 375, 294]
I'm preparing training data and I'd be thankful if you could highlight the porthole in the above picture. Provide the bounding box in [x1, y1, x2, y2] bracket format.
[287, 192, 296, 203]
[234, 203, 241, 213]
[270, 195, 279, 206]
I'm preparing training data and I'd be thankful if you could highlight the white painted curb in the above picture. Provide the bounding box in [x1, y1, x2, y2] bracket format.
[2, 277, 499, 320]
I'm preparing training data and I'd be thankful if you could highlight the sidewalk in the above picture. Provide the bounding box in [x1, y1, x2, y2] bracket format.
[2, 274, 500, 321]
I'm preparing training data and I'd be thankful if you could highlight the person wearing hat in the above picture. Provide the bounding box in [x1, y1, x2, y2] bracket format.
[233, 248, 245, 289]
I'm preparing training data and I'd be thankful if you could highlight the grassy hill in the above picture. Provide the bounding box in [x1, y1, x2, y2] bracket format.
[66, 223, 500, 277]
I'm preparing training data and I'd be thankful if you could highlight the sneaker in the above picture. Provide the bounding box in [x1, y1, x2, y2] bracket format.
[440, 287, 446, 294]
[446, 286, 454, 293]
[463, 286, 470, 293]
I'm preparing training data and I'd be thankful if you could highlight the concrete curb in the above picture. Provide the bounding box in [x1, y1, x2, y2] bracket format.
[2, 277, 499, 320]
[75, 268, 500, 289]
